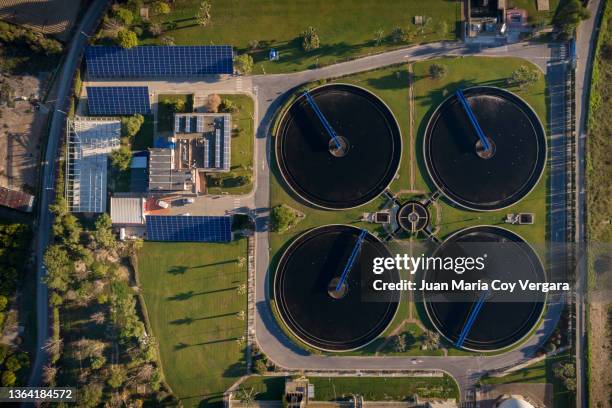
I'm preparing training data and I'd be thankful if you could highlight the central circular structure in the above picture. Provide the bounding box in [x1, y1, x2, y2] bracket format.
[397, 201, 429, 233]
[424, 87, 546, 211]
[276, 84, 402, 209]
[422, 226, 546, 351]
[274, 225, 400, 351]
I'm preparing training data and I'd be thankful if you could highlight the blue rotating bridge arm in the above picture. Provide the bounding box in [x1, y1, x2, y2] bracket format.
[455, 288, 491, 348]
[335, 229, 368, 292]
[455, 89, 491, 152]
[303, 91, 342, 150]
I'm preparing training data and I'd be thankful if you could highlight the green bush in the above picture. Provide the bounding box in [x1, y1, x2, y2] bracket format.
[270, 204, 301, 233]
[117, 29, 138, 48]
[301, 26, 320, 51]
[1, 370, 16, 386]
[0, 295, 7, 311]
[114, 8, 134, 26]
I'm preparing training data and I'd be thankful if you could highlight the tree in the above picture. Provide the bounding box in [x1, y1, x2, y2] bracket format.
[114, 8, 134, 26]
[270, 204, 301, 233]
[390, 26, 411, 43]
[93, 213, 116, 250]
[248, 40, 260, 51]
[107, 364, 127, 388]
[0, 295, 7, 311]
[152, 1, 171, 15]
[553, 0, 590, 39]
[78, 383, 103, 408]
[301, 26, 320, 51]
[1, 370, 16, 387]
[507, 65, 540, 89]
[196, 1, 212, 26]
[422, 330, 440, 350]
[219, 98, 238, 113]
[148, 22, 163, 37]
[117, 29, 138, 48]
[44, 245, 72, 293]
[205, 93, 222, 112]
[553, 362, 577, 391]
[429, 63, 448, 79]
[374, 28, 385, 46]
[123, 114, 145, 138]
[110, 145, 132, 171]
[237, 387, 259, 407]
[394, 334, 407, 352]
[234, 53, 254, 75]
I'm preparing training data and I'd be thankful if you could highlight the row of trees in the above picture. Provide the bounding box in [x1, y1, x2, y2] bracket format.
[109, 114, 145, 172]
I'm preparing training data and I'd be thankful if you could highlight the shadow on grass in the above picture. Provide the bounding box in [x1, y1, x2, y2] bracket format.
[167, 287, 238, 301]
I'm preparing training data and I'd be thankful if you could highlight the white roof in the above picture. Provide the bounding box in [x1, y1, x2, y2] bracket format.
[498, 398, 535, 408]
[110, 197, 145, 225]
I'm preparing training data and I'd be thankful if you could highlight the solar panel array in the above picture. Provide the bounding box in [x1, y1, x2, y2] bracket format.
[85, 46, 234, 78]
[87, 86, 151, 115]
[146, 215, 232, 242]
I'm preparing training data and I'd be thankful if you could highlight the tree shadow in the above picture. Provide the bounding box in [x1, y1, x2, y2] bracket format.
[166, 287, 238, 301]
[170, 312, 237, 325]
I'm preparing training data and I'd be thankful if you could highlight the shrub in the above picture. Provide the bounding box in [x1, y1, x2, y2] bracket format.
[234, 54, 254, 75]
[110, 145, 132, 171]
[219, 98, 238, 113]
[270, 204, 301, 233]
[0, 295, 7, 311]
[196, 1, 212, 26]
[429, 63, 448, 79]
[117, 30, 138, 48]
[114, 8, 134, 26]
[390, 26, 411, 43]
[152, 1, 171, 15]
[148, 22, 163, 37]
[301, 26, 320, 51]
[1, 370, 16, 386]
[507, 65, 540, 89]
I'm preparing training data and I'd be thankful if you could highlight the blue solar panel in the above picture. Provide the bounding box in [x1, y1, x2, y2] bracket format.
[146, 215, 232, 242]
[85, 46, 234, 79]
[87, 86, 151, 115]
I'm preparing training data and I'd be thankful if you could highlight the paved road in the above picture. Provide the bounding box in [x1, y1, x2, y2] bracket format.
[573, 0, 604, 405]
[27, 0, 108, 389]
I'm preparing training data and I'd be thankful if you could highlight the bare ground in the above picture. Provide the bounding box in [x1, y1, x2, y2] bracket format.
[0, 74, 49, 193]
[589, 293, 611, 408]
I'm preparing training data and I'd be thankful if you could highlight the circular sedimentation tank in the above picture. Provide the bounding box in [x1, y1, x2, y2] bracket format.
[274, 225, 400, 351]
[276, 84, 402, 210]
[397, 201, 430, 233]
[424, 86, 546, 211]
[422, 226, 546, 351]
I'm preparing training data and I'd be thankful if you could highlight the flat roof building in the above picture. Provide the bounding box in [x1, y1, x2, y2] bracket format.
[148, 148, 194, 192]
[174, 113, 231, 172]
[110, 196, 146, 225]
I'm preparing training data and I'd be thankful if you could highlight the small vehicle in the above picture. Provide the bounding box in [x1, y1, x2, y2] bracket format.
[156, 200, 169, 209]
[183, 197, 195, 204]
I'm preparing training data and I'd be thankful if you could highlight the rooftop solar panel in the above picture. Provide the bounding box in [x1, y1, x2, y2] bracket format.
[146, 215, 232, 242]
[87, 86, 151, 115]
[85, 46, 234, 79]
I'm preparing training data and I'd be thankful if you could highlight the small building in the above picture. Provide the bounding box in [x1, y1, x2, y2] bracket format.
[284, 377, 314, 408]
[0, 187, 34, 213]
[173, 113, 231, 172]
[110, 196, 146, 226]
[148, 148, 195, 192]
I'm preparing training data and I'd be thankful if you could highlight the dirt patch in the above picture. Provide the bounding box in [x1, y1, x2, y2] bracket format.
[589, 294, 611, 408]
[0, 74, 49, 193]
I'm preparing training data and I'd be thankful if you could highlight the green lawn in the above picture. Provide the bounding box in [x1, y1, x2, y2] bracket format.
[157, 93, 194, 132]
[138, 240, 248, 408]
[143, 0, 460, 74]
[206, 94, 255, 195]
[309, 376, 458, 401]
[507, 0, 561, 26]
[240, 375, 459, 401]
[481, 352, 574, 407]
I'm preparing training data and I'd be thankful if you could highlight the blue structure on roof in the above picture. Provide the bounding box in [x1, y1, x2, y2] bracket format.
[153, 136, 175, 149]
[85, 45, 234, 79]
[87, 86, 151, 115]
[146, 215, 232, 242]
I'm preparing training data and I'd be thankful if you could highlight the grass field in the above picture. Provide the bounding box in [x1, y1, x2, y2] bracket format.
[206, 94, 255, 195]
[143, 0, 460, 74]
[507, 0, 561, 26]
[138, 240, 248, 408]
[240, 375, 458, 401]
[481, 352, 574, 407]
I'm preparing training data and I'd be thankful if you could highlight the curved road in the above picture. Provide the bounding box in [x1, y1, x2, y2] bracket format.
[27, 0, 108, 389]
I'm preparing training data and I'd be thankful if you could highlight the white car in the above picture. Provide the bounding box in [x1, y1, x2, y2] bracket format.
[156, 200, 169, 209]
